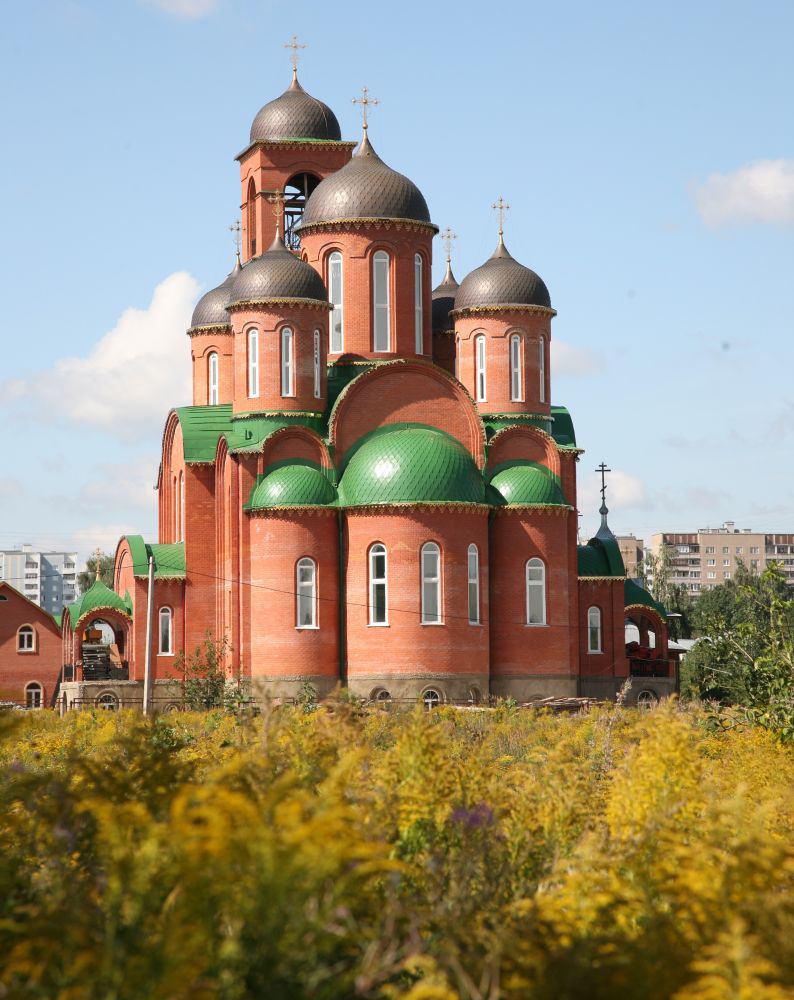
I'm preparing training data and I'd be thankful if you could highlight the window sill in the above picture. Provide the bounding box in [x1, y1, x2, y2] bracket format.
[158, 652, 175, 657]
[468, 622, 483, 627]
[420, 622, 445, 626]
[17, 649, 36, 655]
[525, 623, 548, 628]
[296, 625, 319, 631]
[367, 622, 390, 627]
[588, 650, 603, 655]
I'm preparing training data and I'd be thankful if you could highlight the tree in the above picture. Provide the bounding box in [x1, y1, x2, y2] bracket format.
[176, 631, 251, 711]
[77, 551, 115, 593]
[641, 546, 693, 640]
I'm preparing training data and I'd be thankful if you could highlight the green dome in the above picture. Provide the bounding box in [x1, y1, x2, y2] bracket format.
[68, 579, 130, 626]
[338, 426, 484, 507]
[249, 464, 337, 509]
[489, 462, 568, 506]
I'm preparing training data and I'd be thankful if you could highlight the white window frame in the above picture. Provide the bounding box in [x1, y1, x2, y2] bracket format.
[510, 333, 523, 401]
[468, 543, 480, 625]
[25, 681, 42, 708]
[526, 558, 547, 625]
[296, 557, 318, 628]
[421, 542, 442, 625]
[475, 335, 487, 402]
[208, 351, 219, 405]
[587, 606, 602, 653]
[313, 329, 321, 399]
[281, 327, 294, 397]
[17, 626, 35, 652]
[329, 251, 344, 353]
[368, 543, 388, 626]
[414, 253, 423, 354]
[95, 691, 119, 711]
[539, 335, 546, 403]
[158, 607, 173, 655]
[423, 688, 441, 710]
[247, 329, 259, 398]
[373, 251, 390, 352]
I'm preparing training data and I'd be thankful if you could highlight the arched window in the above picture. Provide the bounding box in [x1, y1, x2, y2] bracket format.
[281, 327, 294, 397]
[284, 172, 320, 250]
[25, 682, 42, 709]
[95, 691, 118, 711]
[158, 607, 173, 655]
[423, 688, 441, 710]
[17, 625, 34, 652]
[368, 543, 388, 625]
[372, 251, 390, 352]
[588, 606, 602, 653]
[421, 542, 442, 625]
[539, 335, 546, 403]
[247, 329, 259, 398]
[173, 475, 179, 541]
[247, 177, 256, 258]
[414, 253, 423, 354]
[328, 251, 344, 353]
[526, 558, 546, 625]
[475, 335, 487, 402]
[208, 352, 219, 405]
[510, 334, 523, 401]
[296, 557, 317, 628]
[179, 472, 185, 542]
[467, 543, 480, 624]
[313, 330, 321, 399]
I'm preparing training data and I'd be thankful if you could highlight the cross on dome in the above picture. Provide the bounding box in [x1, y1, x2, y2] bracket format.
[228, 219, 241, 257]
[491, 196, 510, 239]
[94, 547, 103, 582]
[441, 227, 457, 264]
[352, 86, 379, 131]
[284, 34, 306, 79]
[595, 461, 612, 513]
[267, 190, 286, 240]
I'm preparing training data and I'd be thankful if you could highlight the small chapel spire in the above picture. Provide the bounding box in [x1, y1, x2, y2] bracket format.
[94, 547, 103, 583]
[440, 226, 457, 284]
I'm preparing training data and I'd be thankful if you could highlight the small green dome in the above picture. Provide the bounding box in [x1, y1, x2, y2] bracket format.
[489, 462, 567, 506]
[249, 464, 336, 509]
[338, 426, 484, 507]
[68, 579, 130, 626]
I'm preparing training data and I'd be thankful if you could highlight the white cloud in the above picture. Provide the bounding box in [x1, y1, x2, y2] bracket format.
[78, 458, 159, 512]
[142, 0, 219, 19]
[579, 470, 651, 515]
[4, 272, 196, 443]
[552, 339, 605, 377]
[693, 159, 794, 228]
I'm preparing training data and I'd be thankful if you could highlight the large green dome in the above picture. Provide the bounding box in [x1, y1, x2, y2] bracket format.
[338, 426, 484, 507]
[488, 461, 568, 506]
[248, 464, 336, 509]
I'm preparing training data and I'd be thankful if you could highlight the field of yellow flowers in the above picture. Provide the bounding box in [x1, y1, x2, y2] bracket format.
[2, 699, 794, 999]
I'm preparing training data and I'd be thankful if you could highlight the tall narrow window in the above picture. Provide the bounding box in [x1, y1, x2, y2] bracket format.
[414, 254, 423, 354]
[281, 327, 294, 397]
[329, 251, 344, 353]
[510, 334, 523, 401]
[296, 558, 317, 628]
[468, 544, 480, 624]
[159, 607, 173, 654]
[178, 472, 184, 542]
[421, 542, 442, 625]
[539, 335, 546, 403]
[588, 606, 602, 653]
[17, 626, 34, 652]
[475, 335, 487, 402]
[173, 476, 179, 542]
[526, 558, 546, 625]
[247, 329, 259, 398]
[313, 330, 321, 399]
[373, 251, 390, 352]
[247, 178, 256, 258]
[369, 544, 388, 625]
[208, 352, 219, 405]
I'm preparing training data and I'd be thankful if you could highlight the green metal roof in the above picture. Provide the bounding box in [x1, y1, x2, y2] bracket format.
[247, 462, 337, 509]
[550, 406, 577, 447]
[577, 544, 612, 577]
[176, 404, 234, 462]
[488, 461, 568, 506]
[338, 425, 485, 507]
[67, 579, 130, 627]
[625, 578, 667, 618]
[123, 537, 186, 578]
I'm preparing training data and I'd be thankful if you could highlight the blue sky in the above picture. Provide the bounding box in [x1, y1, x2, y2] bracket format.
[1, 0, 793, 565]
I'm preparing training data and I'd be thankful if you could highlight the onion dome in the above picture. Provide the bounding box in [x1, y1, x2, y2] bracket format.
[189, 257, 241, 330]
[338, 426, 484, 507]
[432, 261, 459, 332]
[67, 579, 129, 627]
[455, 238, 551, 311]
[248, 464, 337, 509]
[489, 461, 568, 506]
[249, 73, 341, 143]
[228, 235, 328, 308]
[301, 132, 431, 228]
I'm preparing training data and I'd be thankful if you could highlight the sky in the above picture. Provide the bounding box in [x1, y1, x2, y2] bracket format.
[1, 0, 793, 568]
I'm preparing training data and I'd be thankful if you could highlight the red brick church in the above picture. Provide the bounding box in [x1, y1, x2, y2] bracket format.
[58, 56, 672, 711]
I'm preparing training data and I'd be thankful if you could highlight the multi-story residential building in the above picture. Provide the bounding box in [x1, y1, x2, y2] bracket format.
[0, 545, 79, 614]
[651, 522, 794, 592]
[616, 535, 645, 580]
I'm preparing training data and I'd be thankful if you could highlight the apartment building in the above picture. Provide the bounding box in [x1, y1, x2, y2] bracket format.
[0, 545, 79, 614]
[616, 535, 645, 579]
[651, 522, 794, 593]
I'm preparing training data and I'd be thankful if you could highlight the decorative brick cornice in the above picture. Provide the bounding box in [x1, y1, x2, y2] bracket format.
[494, 505, 573, 516]
[228, 298, 332, 312]
[247, 506, 337, 518]
[345, 502, 490, 515]
[578, 576, 626, 582]
[186, 325, 233, 337]
[299, 217, 439, 236]
[482, 412, 552, 423]
[232, 409, 324, 420]
[625, 603, 665, 621]
[452, 303, 557, 319]
[236, 139, 357, 161]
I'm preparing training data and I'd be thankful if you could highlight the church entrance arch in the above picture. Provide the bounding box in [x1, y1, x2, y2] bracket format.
[74, 610, 131, 681]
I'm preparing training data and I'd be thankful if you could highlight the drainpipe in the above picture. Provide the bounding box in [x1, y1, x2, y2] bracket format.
[143, 555, 155, 714]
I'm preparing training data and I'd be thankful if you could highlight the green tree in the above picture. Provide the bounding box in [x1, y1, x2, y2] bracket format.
[176, 632, 250, 711]
[642, 545, 693, 640]
[77, 551, 115, 593]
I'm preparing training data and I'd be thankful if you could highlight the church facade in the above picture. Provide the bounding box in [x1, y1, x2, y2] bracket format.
[59, 61, 673, 710]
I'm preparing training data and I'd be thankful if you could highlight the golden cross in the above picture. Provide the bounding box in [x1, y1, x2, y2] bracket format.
[228, 219, 241, 255]
[352, 86, 379, 130]
[491, 196, 510, 237]
[267, 190, 286, 238]
[94, 547, 103, 581]
[284, 34, 306, 74]
[440, 227, 457, 264]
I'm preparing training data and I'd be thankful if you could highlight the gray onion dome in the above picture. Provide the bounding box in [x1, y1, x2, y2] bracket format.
[455, 239, 551, 311]
[432, 262, 459, 332]
[228, 235, 328, 307]
[301, 131, 431, 227]
[249, 75, 341, 143]
[190, 258, 241, 329]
